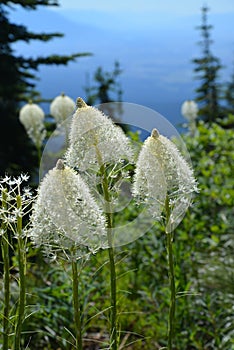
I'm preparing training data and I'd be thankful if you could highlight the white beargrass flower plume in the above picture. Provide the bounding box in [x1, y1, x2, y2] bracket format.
[50, 92, 75, 126]
[181, 100, 198, 122]
[19, 101, 46, 149]
[29, 159, 107, 260]
[133, 128, 198, 232]
[65, 98, 134, 172]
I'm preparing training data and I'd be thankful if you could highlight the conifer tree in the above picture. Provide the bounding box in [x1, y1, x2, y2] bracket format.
[193, 6, 223, 123]
[225, 62, 234, 115]
[85, 61, 122, 105]
[0, 0, 89, 176]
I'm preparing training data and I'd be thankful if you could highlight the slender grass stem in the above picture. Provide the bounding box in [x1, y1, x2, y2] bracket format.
[165, 196, 176, 350]
[107, 237, 117, 350]
[71, 257, 82, 350]
[14, 195, 26, 350]
[1, 190, 10, 350]
[166, 231, 176, 350]
[100, 163, 117, 350]
[37, 145, 42, 169]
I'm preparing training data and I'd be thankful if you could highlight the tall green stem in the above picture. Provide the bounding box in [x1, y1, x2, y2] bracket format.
[100, 164, 117, 350]
[107, 237, 117, 350]
[165, 196, 176, 350]
[37, 145, 42, 169]
[14, 195, 26, 350]
[1, 190, 10, 350]
[71, 258, 82, 350]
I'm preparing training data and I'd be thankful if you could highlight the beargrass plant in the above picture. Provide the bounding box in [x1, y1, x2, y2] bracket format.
[0, 174, 33, 350]
[27, 98, 197, 349]
[50, 93, 76, 146]
[65, 98, 134, 350]
[19, 101, 46, 166]
[29, 159, 107, 350]
[133, 129, 198, 349]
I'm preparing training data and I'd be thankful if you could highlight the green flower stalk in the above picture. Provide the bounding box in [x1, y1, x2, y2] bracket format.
[1, 189, 10, 350]
[133, 129, 198, 349]
[65, 98, 134, 350]
[14, 194, 25, 350]
[29, 159, 107, 349]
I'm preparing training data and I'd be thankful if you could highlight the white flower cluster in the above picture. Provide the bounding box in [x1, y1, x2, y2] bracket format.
[29, 160, 107, 260]
[181, 100, 198, 121]
[133, 129, 198, 232]
[19, 102, 46, 148]
[65, 98, 134, 171]
[0, 174, 33, 236]
[50, 93, 75, 126]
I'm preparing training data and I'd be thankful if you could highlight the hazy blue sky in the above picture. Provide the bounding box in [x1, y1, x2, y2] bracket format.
[55, 0, 234, 14]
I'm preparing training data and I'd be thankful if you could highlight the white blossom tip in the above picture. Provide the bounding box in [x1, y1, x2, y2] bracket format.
[76, 97, 88, 109]
[151, 128, 160, 138]
[56, 159, 65, 170]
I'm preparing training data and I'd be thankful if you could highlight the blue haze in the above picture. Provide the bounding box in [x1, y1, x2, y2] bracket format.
[9, 3, 234, 130]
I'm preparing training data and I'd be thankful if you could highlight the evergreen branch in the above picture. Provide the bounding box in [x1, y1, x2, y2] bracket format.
[2, 0, 59, 9]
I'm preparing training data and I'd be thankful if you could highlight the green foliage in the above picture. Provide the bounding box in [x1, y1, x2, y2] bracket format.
[1, 114, 233, 349]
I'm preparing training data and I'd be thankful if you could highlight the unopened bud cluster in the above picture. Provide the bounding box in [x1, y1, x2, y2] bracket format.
[19, 102, 46, 148]
[50, 93, 75, 126]
[181, 100, 198, 121]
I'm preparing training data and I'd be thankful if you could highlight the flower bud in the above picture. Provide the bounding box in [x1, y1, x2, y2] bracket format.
[181, 100, 198, 121]
[50, 93, 75, 125]
[19, 102, 46, 148]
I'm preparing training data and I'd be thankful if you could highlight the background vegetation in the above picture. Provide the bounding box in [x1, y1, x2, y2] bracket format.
[0, 1, 233, 349]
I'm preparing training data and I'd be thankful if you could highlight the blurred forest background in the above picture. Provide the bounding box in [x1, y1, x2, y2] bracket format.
[0, 0, 234, 349]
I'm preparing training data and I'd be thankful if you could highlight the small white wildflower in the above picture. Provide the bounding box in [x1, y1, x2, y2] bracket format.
[29, 159, 107, 260]
[50, 93, 75, 126]
[133, 129, 198, 232]
[21, 174, 30, 182]
[181, 100, 198, 121]
[1, 175, 11, 184]
[0, 175, 34, 233]
[19, 101, 46, 148]
[22, 187, 33, 199]
[65, 98, 134, 172]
